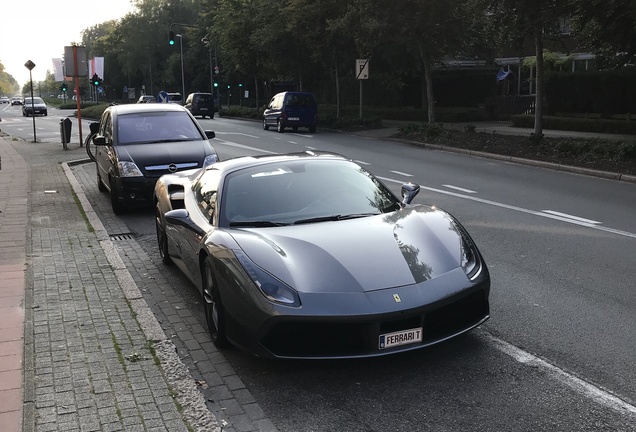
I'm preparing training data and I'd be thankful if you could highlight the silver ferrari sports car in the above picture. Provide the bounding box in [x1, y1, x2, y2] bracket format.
[154, 151, 490, 359]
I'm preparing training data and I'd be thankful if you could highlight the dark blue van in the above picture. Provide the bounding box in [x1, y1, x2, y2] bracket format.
[263, 92, 317, 133]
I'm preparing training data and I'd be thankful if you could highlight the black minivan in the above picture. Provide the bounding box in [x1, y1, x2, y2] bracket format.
[263, 91, 317, 133]
[185, 92, 215, 119]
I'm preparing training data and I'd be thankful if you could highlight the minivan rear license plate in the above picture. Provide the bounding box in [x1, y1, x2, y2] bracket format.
[288, 117, 299, 121]
[379, 327, 423, 349]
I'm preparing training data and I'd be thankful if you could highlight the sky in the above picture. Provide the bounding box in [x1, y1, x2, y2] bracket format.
[1, 0, 138, 89]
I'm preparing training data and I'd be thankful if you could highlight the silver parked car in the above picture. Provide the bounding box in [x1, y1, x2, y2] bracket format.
[22, 97, 47, 116]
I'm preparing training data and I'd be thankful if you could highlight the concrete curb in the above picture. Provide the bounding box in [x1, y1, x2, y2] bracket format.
[62, 160, 221, 432]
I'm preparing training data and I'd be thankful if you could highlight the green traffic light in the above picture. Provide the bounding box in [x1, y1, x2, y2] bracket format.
[169, 31, 175, 45]
[213, 82, 218, 88]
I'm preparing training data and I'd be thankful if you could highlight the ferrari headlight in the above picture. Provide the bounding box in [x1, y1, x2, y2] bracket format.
[460, 237, 481, 280]
[118, 161, 143, 177]
[234, 250, 301, 307]
[203, 154, 219, 168]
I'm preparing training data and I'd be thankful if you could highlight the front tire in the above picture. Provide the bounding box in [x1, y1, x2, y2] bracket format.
[97, 167, 107, 192]
[277, 119, 284, 133]
[203, 257, 229, 348]
[109, 177, 125, 215]
[263, 118, 269, 130]
[156, 206, 172, 265]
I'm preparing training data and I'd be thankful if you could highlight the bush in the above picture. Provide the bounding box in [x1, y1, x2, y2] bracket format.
[511, 115, 636, 135]
[219, 106, 261, 119]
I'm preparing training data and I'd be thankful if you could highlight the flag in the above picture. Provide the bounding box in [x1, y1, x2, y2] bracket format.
[52, 58, 64, 82]
[496, 67, 513, 81]
[89, 57, 105, 81]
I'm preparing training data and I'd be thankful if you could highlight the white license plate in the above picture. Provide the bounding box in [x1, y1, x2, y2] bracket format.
[379, 327, 423, 349]
[288, 117, 300, 121]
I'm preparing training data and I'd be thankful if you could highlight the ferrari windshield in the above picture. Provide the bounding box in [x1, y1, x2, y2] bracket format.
[116, 111, 203, 145]
[221, 159, 402, 227]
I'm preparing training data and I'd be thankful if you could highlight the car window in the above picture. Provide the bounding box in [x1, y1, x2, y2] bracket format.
[221, 159, 401, 226]
[193, 168, 221, 223]
[194, 94, 212, 104]
[24, 98, 44, 104]
[100, 111, 113, 143]
[116, 111, 202, 144]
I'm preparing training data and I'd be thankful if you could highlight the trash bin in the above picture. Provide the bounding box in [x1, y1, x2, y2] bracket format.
[60, 118, 72, 149]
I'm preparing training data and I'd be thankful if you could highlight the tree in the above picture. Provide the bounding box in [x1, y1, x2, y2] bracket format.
[391, 0, 490, 123]
[570, 0, 636, 69]
[490, 0, 574, 141]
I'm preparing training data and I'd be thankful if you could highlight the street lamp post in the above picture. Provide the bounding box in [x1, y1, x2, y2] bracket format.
[176, 34, 185, 101]
[201, 35, 218, 110]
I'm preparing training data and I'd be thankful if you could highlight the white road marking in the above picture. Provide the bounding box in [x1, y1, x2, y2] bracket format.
[481, 331, 636, 416]
[213, 132, 260, 139]
[215, 139, 277, 154]
[390, 170, 413, 177]
[289, 141, 298, 144]
[541, 210, 602, 225]
[443, 184, 477, 194]
[354, 160, 371, 165]
[376, 176, 636, 239]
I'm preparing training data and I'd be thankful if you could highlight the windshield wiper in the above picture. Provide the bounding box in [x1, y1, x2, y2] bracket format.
[293, 213, 379, 225]
[229, 220, 289, 227]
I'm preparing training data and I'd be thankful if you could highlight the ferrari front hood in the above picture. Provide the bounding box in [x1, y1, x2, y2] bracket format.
[228, 207, 464, 293]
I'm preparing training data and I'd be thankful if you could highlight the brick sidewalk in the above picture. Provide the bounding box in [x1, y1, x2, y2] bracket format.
[0, 138, 28, 431]
[0, 136, 220, 431]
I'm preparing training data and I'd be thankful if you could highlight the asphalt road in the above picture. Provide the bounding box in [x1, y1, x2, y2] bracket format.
[4, 106, 636, 431]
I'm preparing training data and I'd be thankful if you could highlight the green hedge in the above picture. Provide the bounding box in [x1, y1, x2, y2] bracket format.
[511, 115, 636, 135]
[545, 70, 636, 115]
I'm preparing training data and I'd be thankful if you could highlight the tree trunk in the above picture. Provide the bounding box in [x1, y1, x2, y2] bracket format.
[533, 28, 544, 140]
[418, 42, 435, 123]
[254, 75, 259, 109]
[335, 54, 341, 119]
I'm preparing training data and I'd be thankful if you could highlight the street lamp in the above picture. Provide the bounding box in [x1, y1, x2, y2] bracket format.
[201, 35, 218, 108]
[176, 33, 185, 102]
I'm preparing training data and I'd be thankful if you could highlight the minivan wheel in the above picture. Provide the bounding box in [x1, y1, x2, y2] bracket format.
[263, 118, 269, 130]
[277, 119, 285, 133]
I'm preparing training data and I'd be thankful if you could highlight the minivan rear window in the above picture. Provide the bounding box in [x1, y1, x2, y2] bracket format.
[195, 94, 213, 103]
[286, 94, 315, 108]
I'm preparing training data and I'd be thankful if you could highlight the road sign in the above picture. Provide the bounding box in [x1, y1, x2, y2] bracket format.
[158, 91, 169, 103]
[356, 59, 369, 80]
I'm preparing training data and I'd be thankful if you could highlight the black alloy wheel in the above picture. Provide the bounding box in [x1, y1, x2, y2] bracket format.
[277, 119, 285, 133]
[203, 257, 229, 348]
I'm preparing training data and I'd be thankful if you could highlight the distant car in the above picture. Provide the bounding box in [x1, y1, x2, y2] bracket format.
[93, 103, 219, 214]
[185, 92, 215, 119]
[0, 96, 9, 104]
[11, 97, 23, 106]
[137, 95, 156, 104]
[263, 91, 317, 133]
[153, 152, 491, 359]
[167, 92, 182, 104]
[22, 97, 47, 116]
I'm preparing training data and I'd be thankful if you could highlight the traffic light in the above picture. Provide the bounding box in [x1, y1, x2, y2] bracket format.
[92, 73, 101, 87]
[169, 31, 175, 45]
[61, 83, 68, 93]
[213, 82, 218, 88]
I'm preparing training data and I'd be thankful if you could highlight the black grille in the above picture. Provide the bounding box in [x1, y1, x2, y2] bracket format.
[260, 289, 489, 358]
